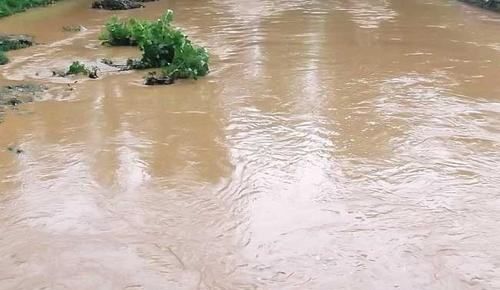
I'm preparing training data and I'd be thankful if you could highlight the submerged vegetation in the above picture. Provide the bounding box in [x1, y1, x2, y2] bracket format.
[100, 10, 209, 84]
[0, 51, 7, 65]
[0, 0, 60, 18]
[0, 34, 34, 65]
[459, 0, 500, 10]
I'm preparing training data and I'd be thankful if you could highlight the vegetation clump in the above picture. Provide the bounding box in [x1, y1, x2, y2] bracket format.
[0, 51, 7, 65]
[67, 61, 89, 75]
[52, 61, 99, 78]
[0, 34, 34, 51]
[0, 34, 34, 65]
[99, 16, 147, 46]
[100, 10, 209, 85]
[0, 0, 60, 18]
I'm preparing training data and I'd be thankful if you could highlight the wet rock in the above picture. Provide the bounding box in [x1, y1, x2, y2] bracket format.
[101, 58, 114, 66]
[0, 34, 34, 51]
[0, 84, 46, 107]
[88, 66, 100, 79]
[52, 69, 67, 77]
[101, 58, 135, 71]
[62, 25, 86, 32]
[91, 0, 144, 10]
[144, 72, 175, 86]
[7, 146, 23, 154]
[127, 58, 150, 70]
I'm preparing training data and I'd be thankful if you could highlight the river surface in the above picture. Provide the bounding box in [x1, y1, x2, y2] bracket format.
[1, 0, 500, 289]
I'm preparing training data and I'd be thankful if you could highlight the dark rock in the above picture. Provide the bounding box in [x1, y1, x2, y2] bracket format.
[127, 58, 150, 70]
[144, 72, 175, 86]
[52, 69, 66, 77]
[101, 58, 114, 65]
[6, 98, 22, 106]
[88, 66, 99, 79]
[101, 58, 133, 71]
[0, 34, 34, 51]
[459, 0, 500, 10]
[91, 0, 144, 10]
[7, 146, 24, 154]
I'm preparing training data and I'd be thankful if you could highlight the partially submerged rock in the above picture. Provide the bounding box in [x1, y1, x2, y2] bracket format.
[0, 84, 46, 107]
[144, 72, 174, 86]
[52, 69, 67, 77]
[88, 67, 99, 79]
[52, 62, 100, 79]
[62, 25, 86, 32]
[0, 34, 34, 51]
[91, 0, 144, 10]
[7, 146, 24, 154]
[100, 58, 143, 71]
[459, 0, 500, 10]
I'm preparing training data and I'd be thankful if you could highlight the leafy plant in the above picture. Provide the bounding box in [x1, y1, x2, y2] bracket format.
[99, 16, 133, 45]
[67, 61, 89, 75]
[0, 0, 60, 18]
[162, 42, 209, 79]
[99, 16, 150, 46]
[100, 10, 209, 83]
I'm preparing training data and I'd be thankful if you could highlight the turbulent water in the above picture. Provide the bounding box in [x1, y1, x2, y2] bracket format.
[1, 0, 500, 289]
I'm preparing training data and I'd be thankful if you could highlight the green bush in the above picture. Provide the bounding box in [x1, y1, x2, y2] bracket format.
[162, 43, 209, 79]
[0, 39, 33, 53]
[100, 10, 209, 81]
[0, 51, 8, 65]
[0, 0, 59, 18]
[99, 17, 135, 45]
[67, 61, 89, 75]
[99, 17, 150, 46]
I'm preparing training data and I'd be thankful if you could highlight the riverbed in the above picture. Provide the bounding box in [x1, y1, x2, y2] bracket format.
[1, 0, 500, 289]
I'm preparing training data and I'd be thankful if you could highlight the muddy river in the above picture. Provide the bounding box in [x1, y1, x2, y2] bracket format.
[1, 0, 500, 289]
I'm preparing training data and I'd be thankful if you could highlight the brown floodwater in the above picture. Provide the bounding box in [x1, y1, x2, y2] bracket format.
[1, 0, 500, 289]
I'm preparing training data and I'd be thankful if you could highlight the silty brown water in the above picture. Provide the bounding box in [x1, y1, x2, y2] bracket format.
[1, 0, 500, 289]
